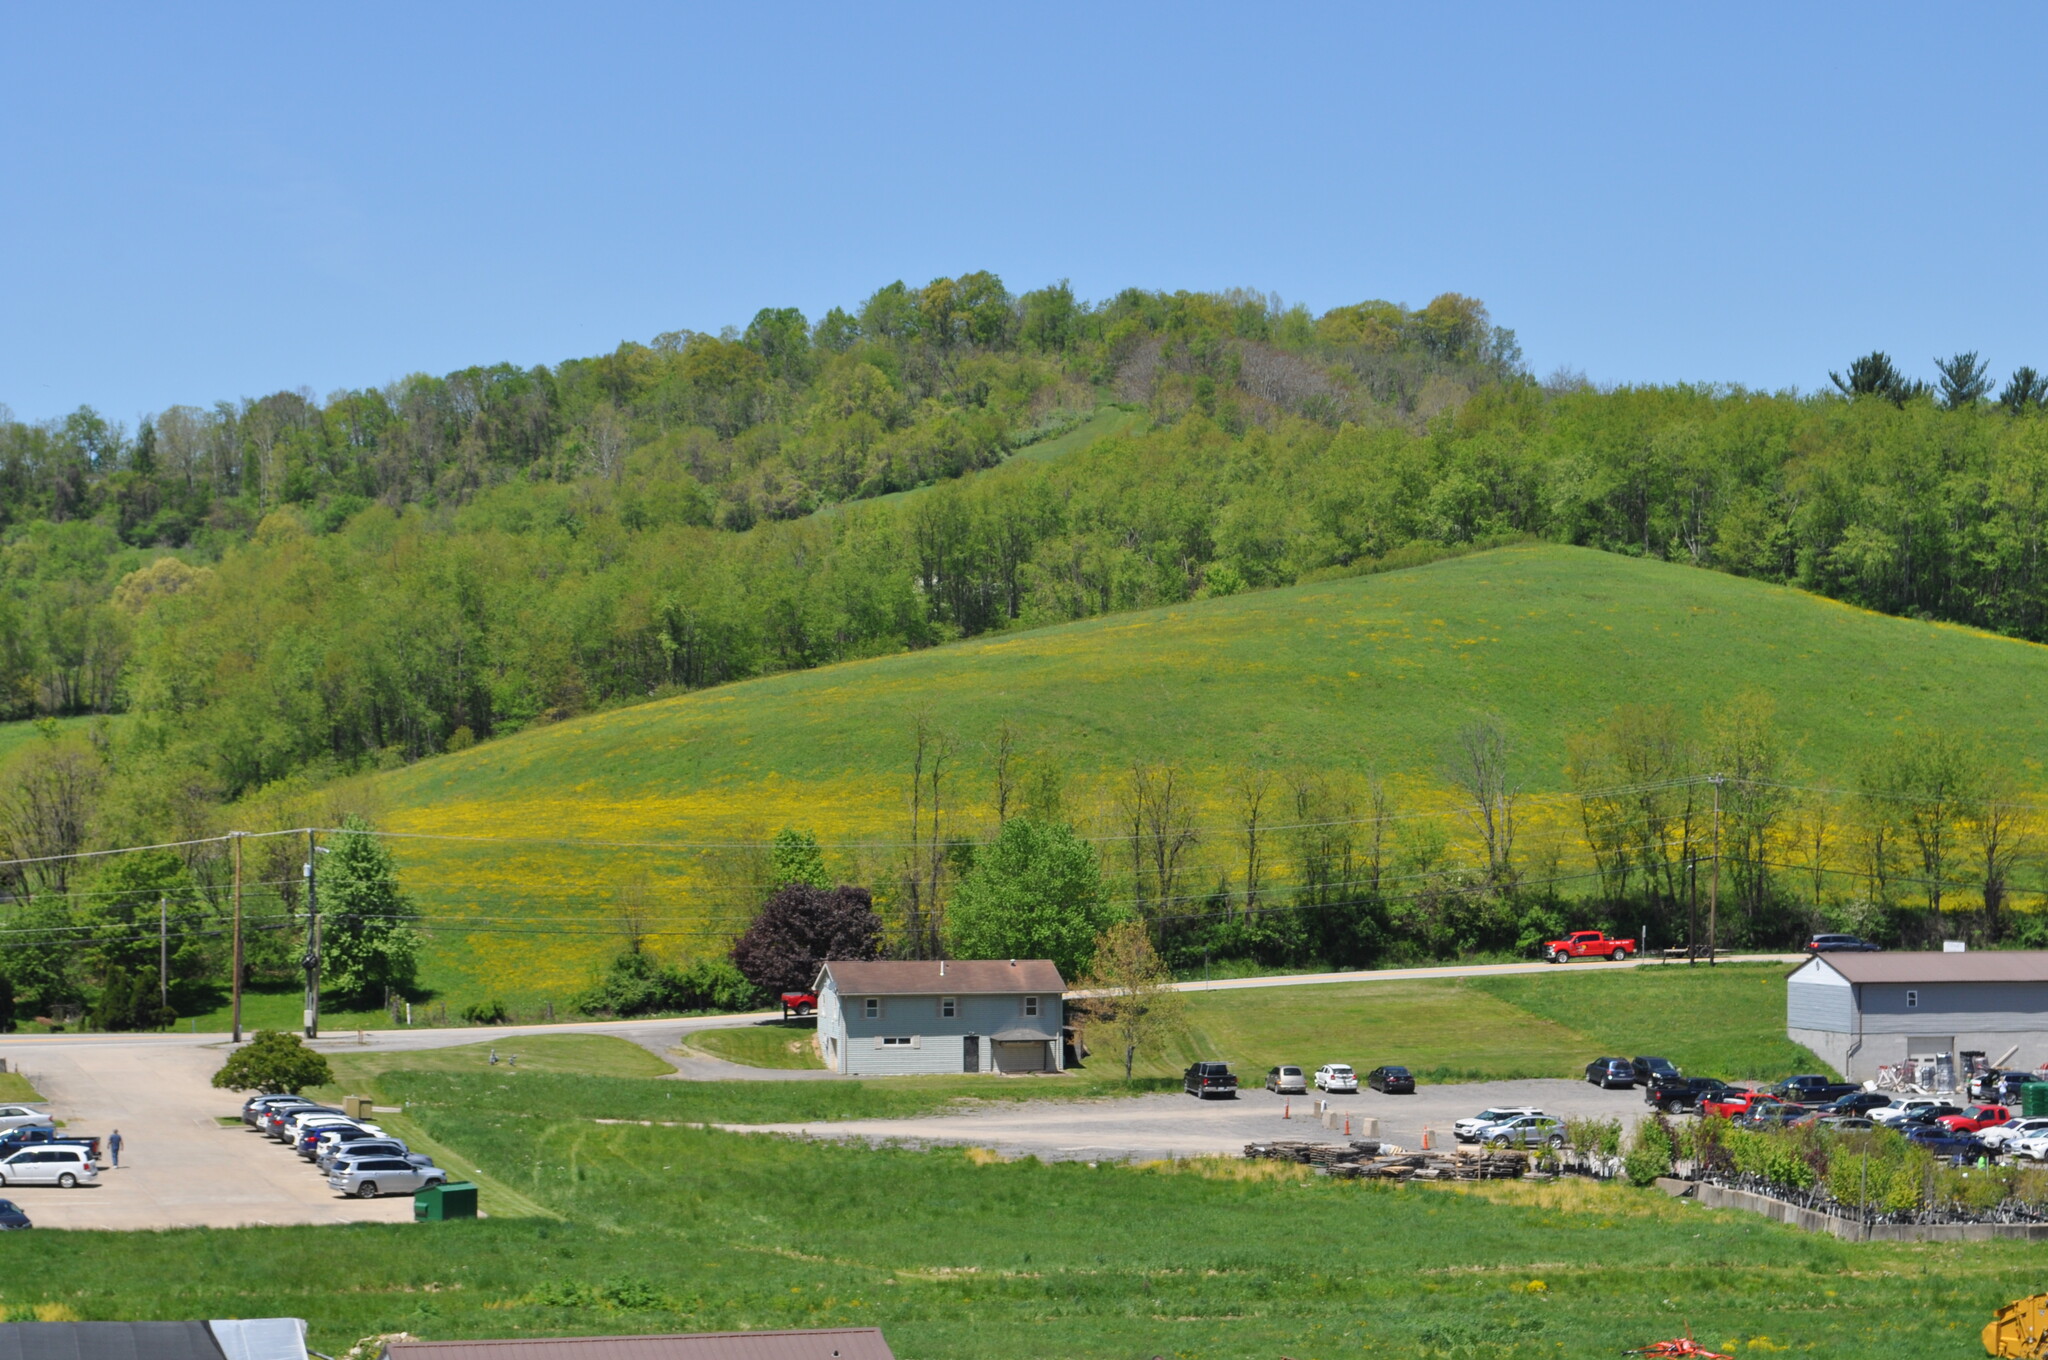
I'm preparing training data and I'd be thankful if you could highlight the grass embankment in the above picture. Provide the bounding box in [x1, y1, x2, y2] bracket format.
[0, 1072, 43, 1102]
[0, 1062, 2038, 1356]
[349, 544, 2048, 1011]
[684, 1022, 825, 1070]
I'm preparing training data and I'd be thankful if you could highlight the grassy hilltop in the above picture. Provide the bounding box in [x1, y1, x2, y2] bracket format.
[349, 543, 2048, 1009]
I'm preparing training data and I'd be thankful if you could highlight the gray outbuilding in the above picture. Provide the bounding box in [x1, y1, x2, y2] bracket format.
[814, 959, 1065, 1077]
[1786, 950, 2048, 1083]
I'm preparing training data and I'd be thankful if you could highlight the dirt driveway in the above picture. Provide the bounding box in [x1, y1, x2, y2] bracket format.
[724, 1077, 1657, 1162]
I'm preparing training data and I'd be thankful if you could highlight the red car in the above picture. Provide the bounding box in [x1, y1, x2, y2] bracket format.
[1937, 1104, 2012, 1134]
[1700, 1089, 1782, 1120]
[779, 991, 817, 1018]
[1543, 931, 1639, 963]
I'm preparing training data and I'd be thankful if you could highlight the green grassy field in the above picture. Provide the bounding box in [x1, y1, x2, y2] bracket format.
[684, 1021, 825, 1069]
[1156, 962, 1819, 1081]
[0, 1072, 42, 1102]
[343, 543, 2048, 1008]
[0, 1060, 2036, 1356]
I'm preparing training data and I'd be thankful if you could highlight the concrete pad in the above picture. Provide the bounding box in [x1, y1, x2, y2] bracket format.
[721, 1077, 1657, 1162]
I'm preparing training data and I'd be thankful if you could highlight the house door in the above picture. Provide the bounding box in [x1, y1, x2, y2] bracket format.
[963, 1036, 980, 1073]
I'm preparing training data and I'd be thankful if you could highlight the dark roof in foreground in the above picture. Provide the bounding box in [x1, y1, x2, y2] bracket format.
[818, 959, 1065, 995]
[0, 1321, 227, 1360]
[1804, 951, 2048, 985]
[384, 1329, 893, 1360]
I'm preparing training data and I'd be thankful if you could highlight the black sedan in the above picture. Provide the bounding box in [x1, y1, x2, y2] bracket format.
[0, 1199, 30, 1230]
[1366, 1065, 1416, 1094]
[1820, 1090, 1894, 1117]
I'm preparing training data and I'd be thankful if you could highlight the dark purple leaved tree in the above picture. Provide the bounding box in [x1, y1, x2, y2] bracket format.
[730, 885, 884, 996]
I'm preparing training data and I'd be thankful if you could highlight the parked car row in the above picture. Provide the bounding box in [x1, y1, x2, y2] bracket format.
[1189, 1062, 1420, 1098]
[0, 1104, 93, 1196]
[241, 1093, 446, 1199]
[1586, 1055, 1680, 1089]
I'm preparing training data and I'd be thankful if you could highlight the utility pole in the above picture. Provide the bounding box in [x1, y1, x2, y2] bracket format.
[158, 896, 169, 1017]
[303, 829, 321, 1039]
[1686, 853, 1699, 966]
[1708, 775, 1723, 968]
[231, 832, 245, 1043]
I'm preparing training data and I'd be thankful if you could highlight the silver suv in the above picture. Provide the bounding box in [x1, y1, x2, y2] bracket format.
[328, 1155, 446, 1199]
[316, 1140, 432, 1174]
[1479, 1115, 1565, 1149]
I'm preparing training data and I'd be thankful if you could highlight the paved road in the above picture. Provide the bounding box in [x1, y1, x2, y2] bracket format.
[1150, 953, 1801, 996]
[725, 1077, 1655, 1163]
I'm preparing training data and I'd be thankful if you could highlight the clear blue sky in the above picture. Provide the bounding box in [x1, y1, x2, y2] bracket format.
[5, 4, 2045, 424]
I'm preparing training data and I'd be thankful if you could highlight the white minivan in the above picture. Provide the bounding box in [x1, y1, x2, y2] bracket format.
[0, 1146, 98, 1188]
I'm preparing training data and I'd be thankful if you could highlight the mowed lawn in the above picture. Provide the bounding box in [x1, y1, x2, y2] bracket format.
[341, 543, 2048, 1011]
[684, 1022, 825, 1069]
[1126, 963, 1815, 1083]
[0, 1061, 2035, 1357]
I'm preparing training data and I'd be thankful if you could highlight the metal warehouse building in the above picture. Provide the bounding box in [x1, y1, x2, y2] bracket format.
[1786, 950, 2048, 1083]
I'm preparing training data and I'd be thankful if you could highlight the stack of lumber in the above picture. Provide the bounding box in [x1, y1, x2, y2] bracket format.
[1245, 1141, 1526, 1181]
[1243, 1140, 1388, 1164]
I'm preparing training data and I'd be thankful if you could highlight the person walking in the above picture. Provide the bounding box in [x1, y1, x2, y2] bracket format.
[108, 1129, 122, 1169]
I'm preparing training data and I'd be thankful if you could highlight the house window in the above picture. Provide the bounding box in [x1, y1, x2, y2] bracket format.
[864, 998, 880, 1020]
[1024, 995, 1040, 1017]
[1906, 990, 1919, 1009]
[940, 996, 957, 1019]
[881, 1036, 913, 1047]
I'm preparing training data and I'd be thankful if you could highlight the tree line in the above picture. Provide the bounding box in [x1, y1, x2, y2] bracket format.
[8, 276, 2048, 895]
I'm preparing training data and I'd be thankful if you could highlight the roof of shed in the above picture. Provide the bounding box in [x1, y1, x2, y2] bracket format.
[0, 1321, 228, 1360]
[385, 1328, 893, 1360]
[1803, 951, 2048, 984]
[818, 959, 1065, 995]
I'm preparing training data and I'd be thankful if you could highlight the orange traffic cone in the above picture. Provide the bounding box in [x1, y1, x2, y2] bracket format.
[1344, 1115, 1351, 1136]
[1421, 1125, 1432, 1150]
[1283, 1102, 1290, 1120]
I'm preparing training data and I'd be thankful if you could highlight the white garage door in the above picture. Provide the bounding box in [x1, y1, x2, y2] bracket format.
[993, 1041, 1048, 1073]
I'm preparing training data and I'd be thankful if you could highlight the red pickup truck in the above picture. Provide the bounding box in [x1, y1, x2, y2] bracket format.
[1937, 1104, 2013, 1134]
[780, 991, 817, 1018]
[1543, 931, 1638, 963]
[1700, 1089, 1783, 1120]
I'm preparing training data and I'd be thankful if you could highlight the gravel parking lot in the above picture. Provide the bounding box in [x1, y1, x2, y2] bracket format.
[725, 1076, 1655, 1162]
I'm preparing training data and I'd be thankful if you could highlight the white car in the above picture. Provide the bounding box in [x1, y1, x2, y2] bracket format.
[0, 1145, 97, 1188]
[1870, 1098, 1948, 1126]
[1314, 1065, 1359, 1093]
[2009, 1133, 2048, 1162]
[1455, 1106, 1545, 1143]
[1978, 1116, 2048, 1151]
[0, 1106, 53, 1138]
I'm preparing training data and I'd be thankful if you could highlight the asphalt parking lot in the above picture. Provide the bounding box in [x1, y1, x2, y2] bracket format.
[0, 1037, 416, 1229]
[727, 1076, 1655, 1162]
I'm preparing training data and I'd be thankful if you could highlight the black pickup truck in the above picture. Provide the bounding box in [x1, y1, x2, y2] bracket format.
[1184, 1062, 1239, 1099]
[1769, 1075, 1862, 1106]
[1643, 1075, 1742, 1114]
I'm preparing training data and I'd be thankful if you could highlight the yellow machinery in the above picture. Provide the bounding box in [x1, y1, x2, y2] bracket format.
[1984, 1295, 2048, 1358]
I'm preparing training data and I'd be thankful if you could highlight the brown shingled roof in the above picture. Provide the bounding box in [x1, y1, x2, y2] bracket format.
[818, 959, 1065, 995]
[384, 1328, 892, 1360]
[1804, 950, 2048, 984]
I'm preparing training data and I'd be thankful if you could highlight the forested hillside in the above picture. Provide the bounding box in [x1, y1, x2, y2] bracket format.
[4, 273, 2048, 875]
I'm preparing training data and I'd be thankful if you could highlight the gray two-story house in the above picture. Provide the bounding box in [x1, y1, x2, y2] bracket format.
[1786, 950, 2048, 1082]
[814, 959, 1066, 1076]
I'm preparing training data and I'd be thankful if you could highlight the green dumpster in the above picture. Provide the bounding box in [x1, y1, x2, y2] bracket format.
[2023, 1085, 2048, 1118]
[414, 1180, 478, 1221]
